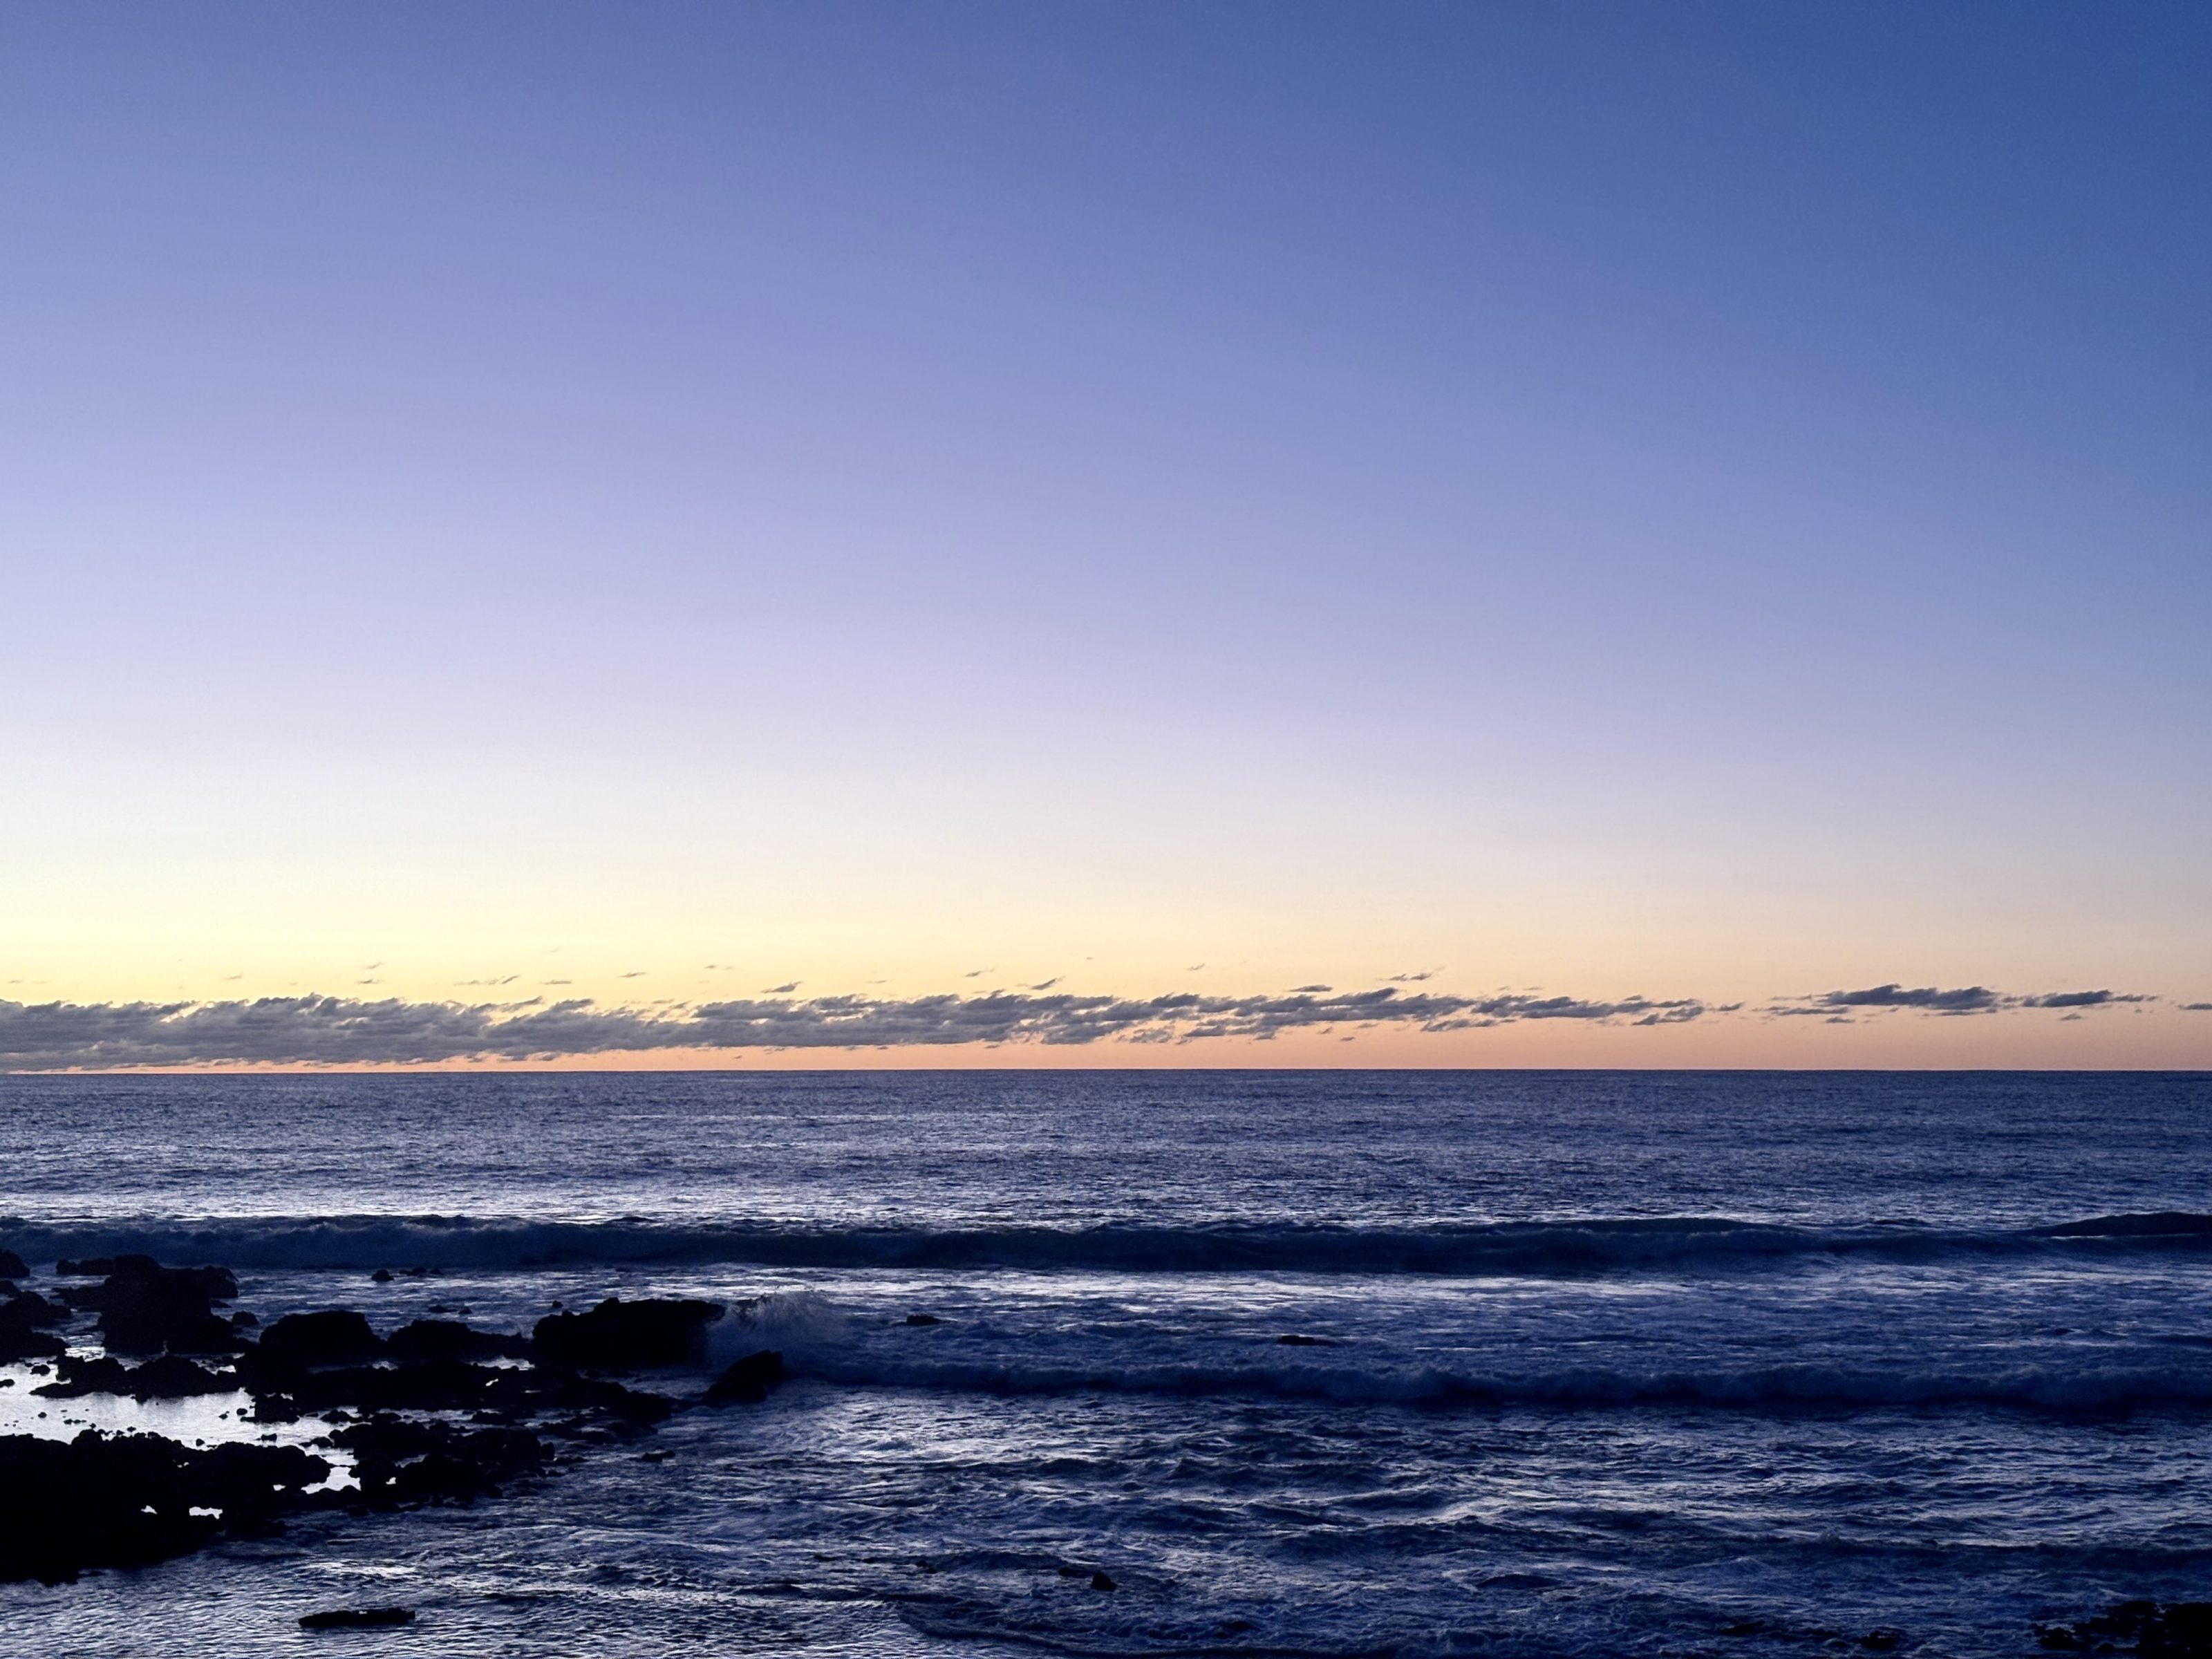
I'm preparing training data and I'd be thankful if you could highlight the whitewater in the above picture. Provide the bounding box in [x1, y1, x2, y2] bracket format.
[3, 1069, 2209, 1656]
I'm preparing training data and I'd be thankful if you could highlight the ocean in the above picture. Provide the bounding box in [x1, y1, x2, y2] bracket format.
[3, 1069, 2209, 1656]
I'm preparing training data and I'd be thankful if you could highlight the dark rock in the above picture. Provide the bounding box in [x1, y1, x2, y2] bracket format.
[369, 1269, 393, 1284]
[60, 1258, 241, 1356]
[1091, 1571, 1116, 1591]
[903, 1313, 944, 1326]
[256, 1310, 384, 1367]
[1275, 1334, 1334, 1347]
[0, 1250, 26, 1280]
[386, 1318, 530, 1363]
[704, 1349, 785, 1405]
[330, 1414, 550, 1508]
[0, 1292, 68, 1362]
[1859, 1631, 1903, 1651]
[36, 1353, 236, 1400]
[300, 1607, 416, 1630]
[531, 1297, 724, 1369]
[231, 1311, 259, 1328]
[0, 1430, 329, 1584]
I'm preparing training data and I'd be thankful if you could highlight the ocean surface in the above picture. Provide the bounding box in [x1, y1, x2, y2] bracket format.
[3, 1069, 2209, 1657]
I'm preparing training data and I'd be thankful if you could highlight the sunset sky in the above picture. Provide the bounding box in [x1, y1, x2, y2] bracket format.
[3, 2, 2206, 1069]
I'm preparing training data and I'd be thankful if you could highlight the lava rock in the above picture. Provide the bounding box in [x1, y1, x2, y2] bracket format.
[531, 1297, 724, 1369]
[704, 1349, 785, 1405]
[256, 1309, 384, 1367]
[37, 1353, 236, 1400]
[2061, 1601, 2212, 1659]
[59, 1258, 242, 1356]
[299, 1606, 416, 1630]
[331, 1414, 550, 1508]
[0, 1430, 329, 1584]
[0, 1292, 68, 1363]
[386, 1318, 530, 1363]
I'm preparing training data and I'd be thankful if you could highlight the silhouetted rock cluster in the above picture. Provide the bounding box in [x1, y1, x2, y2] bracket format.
[2040, 1602, 2212, 1657]
[0, 1255, 787, 1586]
[56, 1255, 243, 1356]
[532, 1296, 724, 1368]
[0, 1430, 329, 1584]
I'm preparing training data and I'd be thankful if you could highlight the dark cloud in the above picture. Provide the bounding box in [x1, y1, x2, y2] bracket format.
[0, 984, 1714, 1071]
[2180, 1002, 2212, 1013]
[1769, 984, 2151, 1018]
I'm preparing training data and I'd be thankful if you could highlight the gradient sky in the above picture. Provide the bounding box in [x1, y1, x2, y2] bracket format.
[3, 2, 2206, 1067]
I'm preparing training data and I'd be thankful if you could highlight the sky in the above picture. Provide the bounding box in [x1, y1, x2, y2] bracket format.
[1, 1, 2206, 1069]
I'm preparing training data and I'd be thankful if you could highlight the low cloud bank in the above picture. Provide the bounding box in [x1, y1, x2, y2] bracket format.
[0, 987, 1706, 1071]
[0, 977, 2164, 1069]
[1768, 984, 2154, 1021]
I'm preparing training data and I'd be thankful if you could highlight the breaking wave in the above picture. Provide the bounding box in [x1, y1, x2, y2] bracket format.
[5, 1211, 2207, 1276]
[785, 1347, 2212, 1413]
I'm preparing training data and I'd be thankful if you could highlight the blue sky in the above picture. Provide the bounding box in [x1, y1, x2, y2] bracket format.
[2, 3, 2206, 1066]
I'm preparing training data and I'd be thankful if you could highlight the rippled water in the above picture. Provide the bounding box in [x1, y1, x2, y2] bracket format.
[3, 1070, 2209, 1656]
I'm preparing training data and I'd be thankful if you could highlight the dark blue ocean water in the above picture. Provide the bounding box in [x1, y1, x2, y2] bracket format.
[3, 1071, 2209, 1656]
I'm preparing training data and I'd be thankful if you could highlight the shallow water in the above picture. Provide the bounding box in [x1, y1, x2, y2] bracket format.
[3, 1071, 2209, 1655]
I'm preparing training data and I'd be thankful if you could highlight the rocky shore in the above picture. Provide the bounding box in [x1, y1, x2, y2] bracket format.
[0, 1252, 781, 1588]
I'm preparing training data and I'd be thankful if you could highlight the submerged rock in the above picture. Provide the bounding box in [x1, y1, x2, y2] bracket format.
[704, 1349, 786, 1405]
[532, 1297, 724, 1369]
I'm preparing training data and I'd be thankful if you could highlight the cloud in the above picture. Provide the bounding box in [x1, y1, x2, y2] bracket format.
[1768, 984, 2153, 1018]
[0, 984, 1716, 1071]
[2180, 1002, 2212, 1013]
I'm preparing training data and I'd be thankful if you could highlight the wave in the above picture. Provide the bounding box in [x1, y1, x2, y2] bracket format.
[3, 1212, 2209, 1277]
[788, 1348, 2212, 1414]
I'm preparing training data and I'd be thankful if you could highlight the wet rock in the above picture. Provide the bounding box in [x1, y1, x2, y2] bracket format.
[1275, 1333, 1334, 1347]
[386, 1318, 530, 1363]
[299, 1606, 416, 1630]
[2060, 1601, 2212, 1658]
[37, 1353, 235, 1400]
[0, 1429, 329, 1584]
[245, 1352, 671, 1429]
[704, 1349, 786, 1405]
[369, 1268, 394, 1284]
[903, 1313, 944, 1326]
[1091, 1571, 1117, 1591]
[0, 1250, 27, 1280]
[59, 1257, 242, 1356]
[331, 1414, 550, 1508]
[256, 1309, 384, 1367]
[531, 1297, 724, 1369]
[1859, 1631, 1903, 1651]
[0, 1291, 68, 1363]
